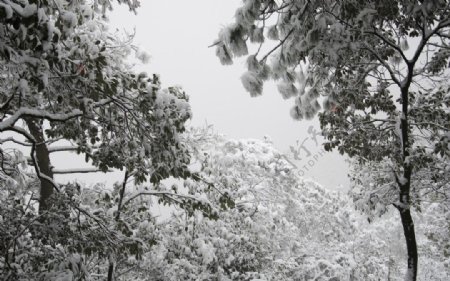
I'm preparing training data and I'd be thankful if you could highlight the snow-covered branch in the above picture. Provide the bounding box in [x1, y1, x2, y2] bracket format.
[0, 136, 31, 146]
[122, 191, 211, 208]
[52, 168, 113, 174]
[48, 145, 99, 153]
[47, 146, 79, 153]
[0, 108, 83, 131]
[0, 98, 114, 131]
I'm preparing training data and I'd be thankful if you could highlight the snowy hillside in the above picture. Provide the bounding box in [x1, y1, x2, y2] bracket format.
[123, 129, 447, 280]
[1, 127, 448, 280]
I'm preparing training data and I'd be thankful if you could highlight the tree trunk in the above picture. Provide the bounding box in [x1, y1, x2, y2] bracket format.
[107, 260, 114, 281]
[107, 170, 129, 280]
[397, 205, 418, 281]
[25, 119, 54, 213]
[397, 179, 418, 281]
[399, 73, 418, 281]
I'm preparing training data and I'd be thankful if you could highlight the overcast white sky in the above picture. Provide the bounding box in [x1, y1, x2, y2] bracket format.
[101, 0, 350, 190]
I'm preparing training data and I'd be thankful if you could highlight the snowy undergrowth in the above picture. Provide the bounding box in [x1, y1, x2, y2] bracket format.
[135, 129, 449, 281]
[0, 130, 448, 280]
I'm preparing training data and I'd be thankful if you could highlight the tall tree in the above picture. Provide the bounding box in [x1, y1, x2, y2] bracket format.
[214, 1, 450, 280]
[0, 1, 216, 279]
[0, 0, 192, 212]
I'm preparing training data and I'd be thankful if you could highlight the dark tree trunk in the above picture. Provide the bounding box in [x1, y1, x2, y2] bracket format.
[398, 84, 418, 280]
[107, 261, 114, 281]
[108, 171, 129, 281]
[397, 203, 418, 280]
[25, 119, 54, 213]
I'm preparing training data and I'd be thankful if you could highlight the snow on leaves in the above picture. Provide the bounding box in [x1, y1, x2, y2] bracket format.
[0, 126, 447, 280]
[216, 2, 450, 280]
[145, 129, 367, 280]
[0, 0, 193, 185]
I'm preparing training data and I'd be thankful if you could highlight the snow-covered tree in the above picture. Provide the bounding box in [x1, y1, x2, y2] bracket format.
[0, 1, 212, 279]
[0, 0, 193, 212]
[214, 1, 450, 279]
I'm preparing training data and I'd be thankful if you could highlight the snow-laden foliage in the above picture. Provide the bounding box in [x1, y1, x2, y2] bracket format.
[0, 1, 218, 280]
[0, 166, 162, 280]
[215, 0, 450, 120]
[127, 128, 361, 280]
[0, 0, 193, 190]
[215, 1, 450, 279]
[0, 155, 218, 280]
[135, 129, 448, 280]
[214, 0, 450, 182]
[1, 127, 448, 280]
[350, 157, 450, 221]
